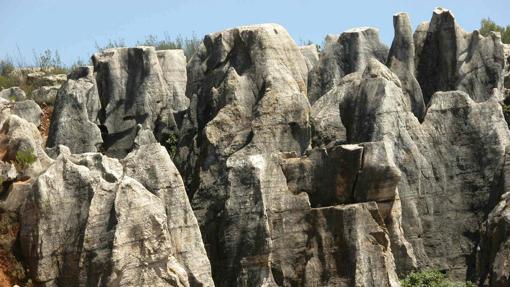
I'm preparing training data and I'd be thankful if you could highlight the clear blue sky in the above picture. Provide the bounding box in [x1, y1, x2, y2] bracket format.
[1, 0, 509, 66]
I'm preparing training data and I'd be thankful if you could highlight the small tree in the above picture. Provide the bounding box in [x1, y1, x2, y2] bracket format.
[480, 18, 510, 44]
[15, 148, 37, 169]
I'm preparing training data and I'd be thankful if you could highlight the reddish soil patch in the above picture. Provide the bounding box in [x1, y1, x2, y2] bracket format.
[0, 221, 23, 286]
[38, 104, 53, 143]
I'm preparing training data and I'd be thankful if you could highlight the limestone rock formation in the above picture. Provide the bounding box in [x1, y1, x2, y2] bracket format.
[92, 46, 189, 157]
[415, 8, 506, 103]
[308, 27, 388, 104]
[341, 59, 510, 279]
[0, 87, 26, 102]
[31, 85, 60, 105]
[477, 191, 510, 287]
[387, 12, 425, 120]
[19, 143, 214, 286]
[3, 7, 510, 287]
[46, 66, 102, 153]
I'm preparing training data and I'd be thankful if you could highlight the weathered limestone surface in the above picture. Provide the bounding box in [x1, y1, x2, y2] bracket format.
[4, 7, 510, 287]
[387, 12, 425, 120]
[0, 87, 26, 102]
[92, 46, 189, 157]
[477, 191, 510, 287]
[46, 66, 102, 153]
[415, 8, 506, 103]
[341, 59, 510, 279]
[308, 27, 388, 104]
[19, 143, 214, 286]
[305, 203, 400, 287]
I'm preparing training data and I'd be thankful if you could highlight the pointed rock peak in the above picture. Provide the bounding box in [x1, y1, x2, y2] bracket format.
[430, 7, 457, 30]
[362, 59, 401, 85]
[393, 12, 412, 30]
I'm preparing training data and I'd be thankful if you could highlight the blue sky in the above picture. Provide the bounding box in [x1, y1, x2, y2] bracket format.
[1, 0, 509, 65]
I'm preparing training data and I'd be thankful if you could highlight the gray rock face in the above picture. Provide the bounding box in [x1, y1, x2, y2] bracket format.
[305, 203, 400, 287]
[46, 66, 102, 153]
[308, 28, 388, 104]
[178, 23, 311, 286]
[478, 190, 510, 287]
[0, 87, 26, 101]
[341, 59, 510, 279]
[31, 85, 60, 105]
[504, 44, 509, 94]
[20, 143, 214, 287]
[92, 46, 189, 157]
[387, 13, 425, 120]
[299, 44, 319, 72]
[415, 8, 506, 103]
[311, 72, 360, 147]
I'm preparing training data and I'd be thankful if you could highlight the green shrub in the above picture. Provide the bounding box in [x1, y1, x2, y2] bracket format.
[0, 75, 19, 89]
[137, 33, 201, 60]
[165, 133, 178, 158]
[480, 18, 510, 44]
[400, 270, 475, 287]
[0, 60, 15, 76]
[15, 148, 37, 169]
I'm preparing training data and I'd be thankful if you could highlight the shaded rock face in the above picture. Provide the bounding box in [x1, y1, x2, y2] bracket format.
[308, 27, 388, 105]
[177, 23, 312, 286]
[387, 13, 425, 120]
[92, 46, 188, 157]
[415, 8, 505, 103]
[340, 59, 510, 279]
[175, 23, 403, 287]
[477, 191, 510, 287]
[19, 143, 213, 287]
[46, 66, 102, 153]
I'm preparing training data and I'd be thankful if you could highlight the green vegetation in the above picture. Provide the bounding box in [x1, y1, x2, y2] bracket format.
[15, 148, 37, 169]
[136, 33, 201, 59]
[480, 18, 510, 44]
[400, 270, 475, 287]
[165, 133, 178, 159]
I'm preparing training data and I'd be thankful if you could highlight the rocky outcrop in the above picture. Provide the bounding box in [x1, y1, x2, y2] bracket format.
[31, 85, 60, 105]
[387, 12, 425, 120]
[92, 46, 189, 158]
[305, 203, 400, 287]
[0, 87, 26, 102]
[3, 7, 510, 287]
[341, 59, 510, 279]
[415, 8, 506, 103]
[178, 23, 312, 286]
[477, 191, 510, 287]
[46, 66, 102, 153]
[19, 143, 214, 286]
[308, 27, 388, 104]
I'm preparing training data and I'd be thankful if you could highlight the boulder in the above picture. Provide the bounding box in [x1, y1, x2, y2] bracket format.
[0, 87, 26, 102]
[30, 85, 60, 105]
